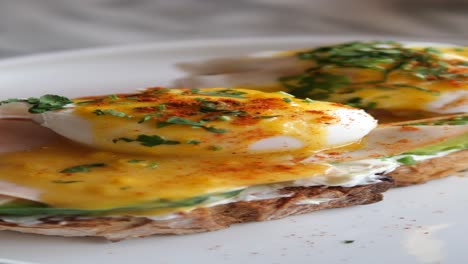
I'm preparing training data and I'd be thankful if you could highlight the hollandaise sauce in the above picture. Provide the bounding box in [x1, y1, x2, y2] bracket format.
[0, 88, 373, 213]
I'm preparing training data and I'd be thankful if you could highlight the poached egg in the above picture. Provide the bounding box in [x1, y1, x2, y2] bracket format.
[0, 87, 465, 214]
[175, 42, 468, 120]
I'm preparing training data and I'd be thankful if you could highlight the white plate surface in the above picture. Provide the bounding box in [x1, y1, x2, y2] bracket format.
[0, 36, 467, 264]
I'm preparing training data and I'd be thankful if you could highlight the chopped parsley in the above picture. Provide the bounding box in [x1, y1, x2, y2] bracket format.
[202, 126, 228, 133]
[277, 91, 295, 97]
[60, 163, 107, 173]
[75, 99, 104, 105]
[342, 240, 355, 244]
[157, 116, 227, 134]
[190, 88, 247, 98]
[113, 134, 180, 147]
[52, 180, 83, 184]
[282, 97, 292, 103]
[198, 99, 246, 116]
[0, 95, 72, 113]
[157, 116, 205, 128]
[186, 139, 201, 145]
[217, 115, 231, 121]
[147, 161, 159, 169]
[128, 159, 144, 163]
[279, 41, 467, 106]
[93, 109, 133, 118]
[127, 159, 158, 168]
[138, 115, 154, 123]
[346, 97, 378, 108]
[257, 115, 280, 119]
[209, 145, 223, 151]
[158, 104, 167, 111]
[108, 94, 119, 100]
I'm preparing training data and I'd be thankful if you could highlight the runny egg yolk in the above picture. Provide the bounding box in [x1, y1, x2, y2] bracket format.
[0, 88, 375, 211]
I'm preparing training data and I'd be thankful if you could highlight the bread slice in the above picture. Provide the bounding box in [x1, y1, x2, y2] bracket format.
[0, 176, 393, 241]
[1, 147, 466, 241]
[388, 149, 468, 186]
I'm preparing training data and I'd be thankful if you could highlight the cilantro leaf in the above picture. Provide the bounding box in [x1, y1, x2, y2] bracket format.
[0, 94, 72, 113]
[279, 41, 466, 105]
[93, 109, 133, 118]
[157, 116, 227, 134]
[113, 135, 180, 147]
[190, 89, 247, 98]
[60, 163, 107, 173]
[52, 180, 83, 184]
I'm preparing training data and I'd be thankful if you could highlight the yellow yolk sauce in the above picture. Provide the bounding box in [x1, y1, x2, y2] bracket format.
[243, 46, 468, 121]
[74, 88, 346, 156]
[0, 138, 330, 210]
[0, 88, 352, 212]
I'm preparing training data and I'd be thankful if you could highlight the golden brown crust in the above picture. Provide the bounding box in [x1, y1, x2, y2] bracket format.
[0, 177, 393, 241]
[388, 150, 468, 186]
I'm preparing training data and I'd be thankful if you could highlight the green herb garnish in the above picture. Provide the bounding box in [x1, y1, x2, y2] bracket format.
[138, 115, 154, 123]
[158, 104, 167, 111]
[198, 99, 246, 116]
[147, 161, 159, 169]
[108, 94, 119, 100]
[0, 95, 72, 113]
[279, 41, 467, 106]
[128, 159, 144, 163]
[113, 135, 180, 147]
[186, 140, 201, 145]
[93, 109, 132, 118]
[60, 163, 107, 173]
[346, 97, 378, 108]
[190, 89, 247, 98]
[75, 99, 104, 105]
[52, 180, 83, 184]
[209, 145, 223, 151]
[257, 115, 280, 119]
[218, 115, 231, 121]
[157, 116, 227, 134]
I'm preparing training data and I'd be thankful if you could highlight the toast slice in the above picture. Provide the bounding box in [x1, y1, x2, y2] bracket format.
[0, 177, 393, 241]
[388, 149, 467, 186]
[2, 146, 466, 241]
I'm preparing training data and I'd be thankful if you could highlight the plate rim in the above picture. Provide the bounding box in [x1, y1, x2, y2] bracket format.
[0, 35, 463, 68]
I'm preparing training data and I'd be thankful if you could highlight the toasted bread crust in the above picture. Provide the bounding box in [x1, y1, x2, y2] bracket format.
[388, 150, 468, 186]
[0, 177, 393, 241]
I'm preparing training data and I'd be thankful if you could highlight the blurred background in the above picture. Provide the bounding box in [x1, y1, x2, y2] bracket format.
[1, 0, 467, 58]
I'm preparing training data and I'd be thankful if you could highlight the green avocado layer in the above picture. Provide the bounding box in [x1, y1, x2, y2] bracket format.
[403, 133, 468, 155]
[0, 189, 243, 217]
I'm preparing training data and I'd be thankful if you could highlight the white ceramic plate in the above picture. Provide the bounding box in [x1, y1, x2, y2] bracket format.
[0, 37, 467, 264]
